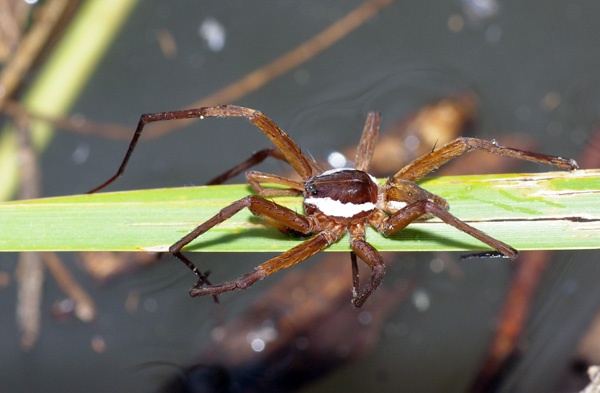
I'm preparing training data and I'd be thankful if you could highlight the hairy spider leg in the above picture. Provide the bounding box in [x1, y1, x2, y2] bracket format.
[351, 252, 360, 302]
[245, 171, 304, 197]
[169, 195, 322, 295]
[88, 105, 316, 193]
[211, 110, 381, 186]
[391, 136, 579, 183]
[374, 199, 518, 259]
[189, 230, 344, 297]
[376, 136, 578, 261]
[206, 148, 287, 185]
[354, 111, 380, 172]
[348, 225, 385, 307]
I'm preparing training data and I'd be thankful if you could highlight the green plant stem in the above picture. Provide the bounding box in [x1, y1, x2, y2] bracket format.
[0, 170, 598, 253]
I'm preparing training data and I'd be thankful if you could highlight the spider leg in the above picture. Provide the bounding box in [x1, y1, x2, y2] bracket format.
[354, 111, 381, 172]
[349, 238, 385, 307]
[188, 230, 342, 297]
[88, 105, 316, 193]
[384, 179, 449, 212]
[206, 148, 287, 185]
[168, 195, 315, 293]
[245, 171, 304, 197]
[391, 136, 578, 183]
[377, 199, 518, 259]
[351, 251, 360, 297]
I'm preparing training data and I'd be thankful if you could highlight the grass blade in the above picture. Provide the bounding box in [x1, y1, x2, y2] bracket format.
[0, 170, 598, 253]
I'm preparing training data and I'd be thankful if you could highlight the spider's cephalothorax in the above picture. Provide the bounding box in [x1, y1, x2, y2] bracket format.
[89, 105, 578, 307]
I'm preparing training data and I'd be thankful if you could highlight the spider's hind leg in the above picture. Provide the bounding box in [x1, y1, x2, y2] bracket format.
[188, 231, 338, 298]
[391, 136, 578, 183]
[168, 195, 317, 298]
[378, 199, 518, 259]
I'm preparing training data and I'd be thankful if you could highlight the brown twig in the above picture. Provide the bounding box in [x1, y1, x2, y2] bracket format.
[0, 0, 396, 143]
[43, 252, 96, 322]
[77, 251, 158, 285]
[0, 0, 28, 58]
[14, 114, 44, 351]
[15, 251, 44, 351]
[0, 99, 133, 138]
[141, 0, 396, 140]
[0, 0, 73, 106]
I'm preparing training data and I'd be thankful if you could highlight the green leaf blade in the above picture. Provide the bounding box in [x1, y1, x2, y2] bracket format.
[1, 170, 598, 253]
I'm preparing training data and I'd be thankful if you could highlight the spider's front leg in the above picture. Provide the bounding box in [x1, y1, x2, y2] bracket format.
[169, 195, 317, 297]
[88, 105, 316, 194]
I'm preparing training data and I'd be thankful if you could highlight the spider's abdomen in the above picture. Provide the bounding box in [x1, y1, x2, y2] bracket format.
[303, 168, 378, 219]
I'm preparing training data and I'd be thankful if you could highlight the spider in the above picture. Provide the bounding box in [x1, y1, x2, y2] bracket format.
[89, 105, 578, 307]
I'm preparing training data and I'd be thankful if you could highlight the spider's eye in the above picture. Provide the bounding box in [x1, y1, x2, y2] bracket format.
[305, 182, 318, 196]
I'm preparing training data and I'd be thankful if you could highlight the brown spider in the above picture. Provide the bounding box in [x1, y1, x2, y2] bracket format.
[89, 105, 578, 307]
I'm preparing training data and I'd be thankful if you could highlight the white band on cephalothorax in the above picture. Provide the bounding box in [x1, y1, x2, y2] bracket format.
[305, 196, 376, 218]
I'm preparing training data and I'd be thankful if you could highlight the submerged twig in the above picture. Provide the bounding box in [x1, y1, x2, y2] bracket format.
[43, 252, 96, 322]
[15, 115, 43, 350]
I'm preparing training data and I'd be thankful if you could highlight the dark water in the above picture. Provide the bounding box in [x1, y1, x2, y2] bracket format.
[1, 1, 600, 392]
